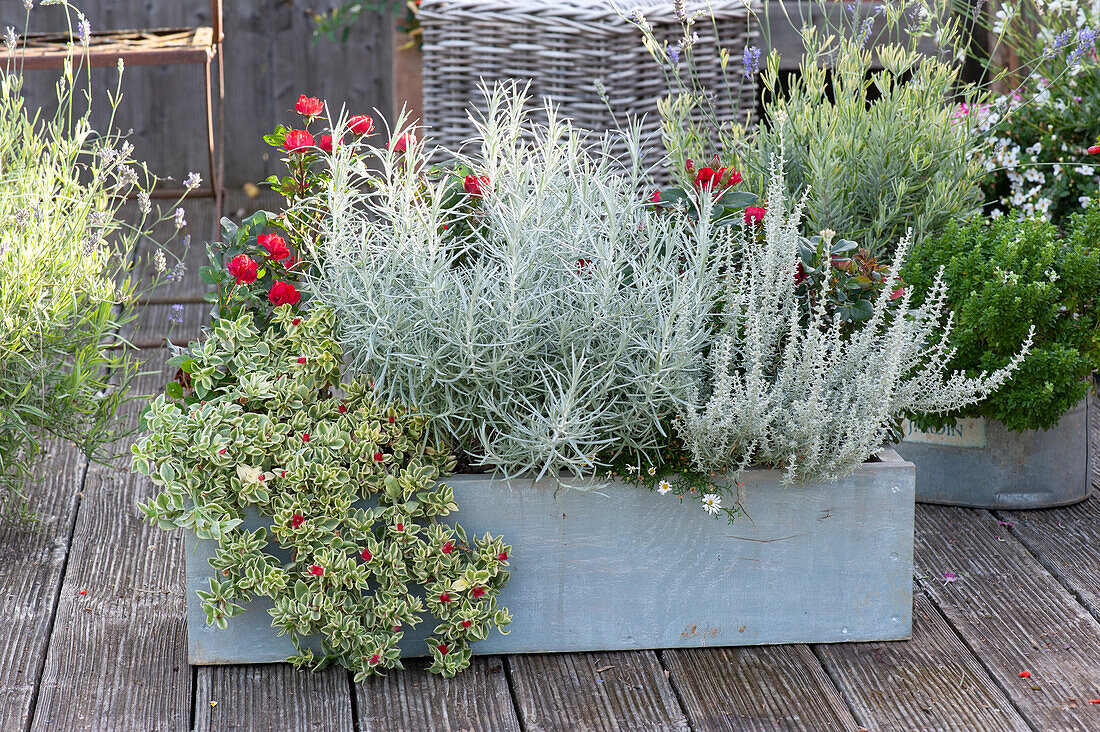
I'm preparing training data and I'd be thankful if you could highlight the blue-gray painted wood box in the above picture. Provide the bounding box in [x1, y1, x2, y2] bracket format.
[897, 396, 1096, 509]
[184, 448, 915, 663]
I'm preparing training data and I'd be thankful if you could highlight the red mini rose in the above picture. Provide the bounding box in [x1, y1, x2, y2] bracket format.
[317, 134, 334, 154]
[390, 131, 416, 152]
[744, 206, 766, 225]
[268, 280, 301, 307]
[649, 190, 661, 204]
[463, 174, 490, 196]
[227, 254, 258, 284]
[695, 166, 742, 191]
[258, 232, 291, 262]
[349, 114, 375, 136]
[284, 129, 315, 153]
[1089, 145, 1100, 155]
[295, 95, 324, 117]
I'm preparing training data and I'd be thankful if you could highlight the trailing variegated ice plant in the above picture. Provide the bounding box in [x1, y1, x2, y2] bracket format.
[677, 156, 1032, 485]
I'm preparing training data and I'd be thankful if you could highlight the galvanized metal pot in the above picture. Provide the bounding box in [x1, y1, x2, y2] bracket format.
[897, 396, 1096, 509]
[184, 449, 915, 664]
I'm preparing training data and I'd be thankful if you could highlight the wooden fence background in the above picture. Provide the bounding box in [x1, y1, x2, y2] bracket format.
[1, 0, 393, 187]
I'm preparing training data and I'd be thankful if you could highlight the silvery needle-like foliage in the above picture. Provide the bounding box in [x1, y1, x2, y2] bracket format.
[309, 84, 730, 483]
[679, 158, 1032, 485]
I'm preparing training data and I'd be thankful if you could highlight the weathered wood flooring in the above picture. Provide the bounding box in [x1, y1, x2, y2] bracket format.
[5, 196, 1100, 731]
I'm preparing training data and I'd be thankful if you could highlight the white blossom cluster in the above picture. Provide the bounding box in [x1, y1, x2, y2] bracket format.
[677, 157, 1032, 485]
[308, 84, 730, 482]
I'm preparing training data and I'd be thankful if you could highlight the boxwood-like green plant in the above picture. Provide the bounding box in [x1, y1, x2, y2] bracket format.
[133, 305, 512, 678]
[903, 206, 1100, 431]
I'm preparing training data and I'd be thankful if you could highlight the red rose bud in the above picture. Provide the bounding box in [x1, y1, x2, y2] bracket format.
[442, 541, 454, 554]
[309, 565, 324, 576]
[460, 620, 471, 628]
[374, 452, 384, 462]
[472, 586, 486, 598]
[390, 131, 416, 152]
[1089, 145, 1100, 155]
[684, 159, 695, 173]
[338, 403, 347, 414]
[317, 134, 333, 153]
[295, 94, 324, 117]
[258, 232, 291, 261]
[361, 547, 372, 561]
[463, 175, 491, 196]
[396, 522, 404, 531]
[744, 206, 766, 225]
[297, 357, 306, 364]
[302, 433, 311, 442]
[291, 513, 305, 528]
[348, 114, 375, 136]
[227, 254, 258, 284]
[292, 318, 301, 326]
[498, 551, 509, 561]
[268, 280, 301, 306]
[649, 190, 661, 204]
[387, 415, 395, 424]
[368, 654, 381, 665]
[284, 129, 315, 153]
[437, 643, 449, 655]
[439, 592, 451, 603]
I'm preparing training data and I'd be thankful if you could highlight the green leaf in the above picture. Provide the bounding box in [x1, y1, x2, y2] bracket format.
[165, 382, 185, 399]
[715, 190, 758, 208]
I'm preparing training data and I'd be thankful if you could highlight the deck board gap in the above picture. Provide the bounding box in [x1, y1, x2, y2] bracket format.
[807, 644, 869, 730]
[655, 649, 698, 732]
[502, 656, 528, 732]
[347, 669, 361, 732]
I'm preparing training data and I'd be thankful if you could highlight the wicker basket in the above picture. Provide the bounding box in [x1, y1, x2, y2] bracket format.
[419, 0, 760, 175]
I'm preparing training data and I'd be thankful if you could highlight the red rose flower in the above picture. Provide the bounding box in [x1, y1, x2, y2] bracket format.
[258, 232, 292, 261]
[744, 206, 767, 225]
[463, 175, 490, 197]
[437, 643, 449, 655]
[309, 565, 324, 576]
[317, 134, 333, 154]
[695, 166, 742, 191]
[1089, 145, 1100, 155]
[649, 190, 661, 204]
[442, 541, 454, 554]
[268, 280, 301, 307]
[439, 592, 451, 603]
[497, 551, 508, 561]
[361, 547, 372, 561]
[295, 95, 324, 117]
[291, 513, 305, 528]
[794, 262, 809, 285]
[471, 586, 486, 598]
[284, 129, 315, 153]
[349, 114, 375, 136]
[390, 131, 416, 152]
[227, 254, 258, 284]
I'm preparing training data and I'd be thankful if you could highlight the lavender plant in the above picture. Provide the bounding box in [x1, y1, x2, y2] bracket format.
[306, 84, 736, 484]
[677, 156, 1031, 484]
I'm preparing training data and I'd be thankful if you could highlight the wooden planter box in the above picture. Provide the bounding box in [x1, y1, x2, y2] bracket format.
[897, 396, 1096, 509]
[185, 448, 915, 664]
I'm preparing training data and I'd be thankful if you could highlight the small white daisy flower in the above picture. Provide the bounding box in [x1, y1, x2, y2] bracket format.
[657, 480, 672, 495]
[647, 466, 656, 476]
[701, 493, 722, 515]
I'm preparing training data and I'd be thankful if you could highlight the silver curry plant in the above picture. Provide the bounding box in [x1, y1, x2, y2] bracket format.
[677, 156, 1032, 484]
[309, 84, 732, 483]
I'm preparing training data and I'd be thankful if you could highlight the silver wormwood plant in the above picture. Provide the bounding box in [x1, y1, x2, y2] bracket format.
[307, 83, 732, 483]
[678, 156, 1032, 485]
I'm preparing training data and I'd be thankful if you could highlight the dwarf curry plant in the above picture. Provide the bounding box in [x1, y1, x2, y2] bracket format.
[133, 304, 511, 679]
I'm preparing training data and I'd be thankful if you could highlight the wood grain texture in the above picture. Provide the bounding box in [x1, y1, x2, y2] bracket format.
[123, 302, 209, 346]
[508, 651, 689, 732]
[357, 655, 521, 732]
[29, 350, 191, 732]
[661, 644, 858, 731]
[131, 194, 217, 302]
[914, 504, 1100, 731]
[816, 593, 1031, 732]
[998, 493, 1100, 620]
[0, 442, 87, 731]
[193, 664, 354, 732]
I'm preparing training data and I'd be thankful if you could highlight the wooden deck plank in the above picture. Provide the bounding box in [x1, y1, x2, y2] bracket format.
[28, 350, 191, 732]
[357, 656, 521, 732]
[193, 665, 354, 732]
[914, 504, 1100, 730]
[508, 651, 689, 732]
[0, 442, 87, 731]
[997, 494, 1100, 621]
[660, 644, 858, 731]
[123, 302, 209, 347]
[815, 592, 1031, 732]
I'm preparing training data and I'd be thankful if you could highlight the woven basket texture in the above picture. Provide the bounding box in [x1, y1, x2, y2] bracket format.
[420, 0, 760, 176]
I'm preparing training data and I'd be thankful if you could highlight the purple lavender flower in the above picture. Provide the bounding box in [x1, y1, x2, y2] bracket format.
[169, 303, 184, 326]
[76, 14, 90, 43]
[174, 207, 187, 229]
[858, 17, 874, 48]
[743, 45, 761, 76]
